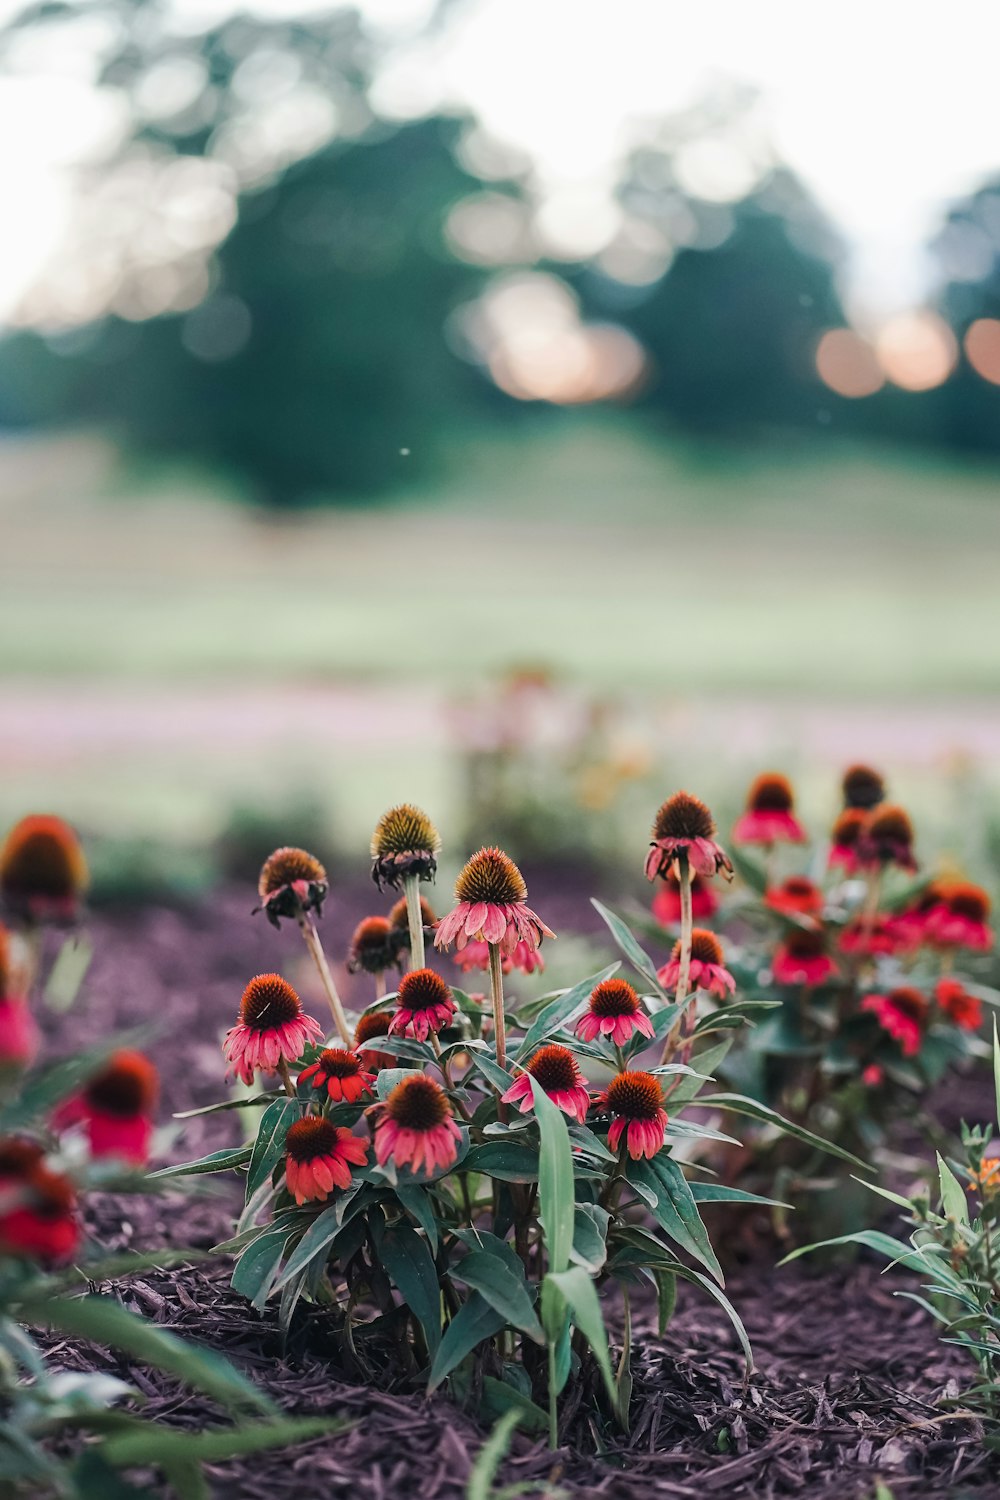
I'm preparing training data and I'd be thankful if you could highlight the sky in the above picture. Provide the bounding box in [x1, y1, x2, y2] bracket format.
[0, 0, 999, 323]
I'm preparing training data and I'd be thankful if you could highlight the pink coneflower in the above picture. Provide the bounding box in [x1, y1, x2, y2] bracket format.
[298, 1048, 375, 1104]
[346, 916, 398, 976]
[370, 804, 441, 892]
[839, 915, 906, 958]
[935, 977, 983, 1032]
[502, 1044, 590, 1123]
[374, 1075, 462, 1175]
[645, 792, 733, 883]
[658, 929, 736, 1000]
[575, 978, 655, 1047]
[828, 808, 868, 875]
[857, 805, 917, 873]
[924, 882, 993, 952]
[54, 1050, 159, 1166]
[652, 870, 718, 926]
[732, 773, 807, 846]
[255, 847, 328, 929]
[842, 764, 885, 811]
[882, 885, 942, 951]
[765, 875, 823, 920]
[223, 974, 323, 1085]
[450, 937, 545, 975]
[0, 815, 88, 924]
[861, 986, 928, 1057]
[772, 927, 838, 987]
[602, 1071, 667, 1160]
[388, 968, 456, 1041]
[283, 1117, 368, 1205]
[353, 1011, 397, 1072]
[434, 847, 554, 959]
[0, 1139, 79, 1264]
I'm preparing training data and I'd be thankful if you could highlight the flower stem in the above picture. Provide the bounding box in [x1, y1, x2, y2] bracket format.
[660, 850, 693, 1066]
[276, 1057, 297, 1099]
[404, 874, 425, 971]
[374, 970, 386, 1002]
[488, 942, 507, 1073]
[297, 913, 351, 1046]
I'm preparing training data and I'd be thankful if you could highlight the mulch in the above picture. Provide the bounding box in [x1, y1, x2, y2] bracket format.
[26, 884, 1000, 1498]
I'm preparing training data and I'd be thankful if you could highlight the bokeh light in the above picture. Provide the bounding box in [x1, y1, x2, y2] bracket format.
[874, 311, 958, 391]
[815, 328, 884, 398]
[964, 318, 1000, 385]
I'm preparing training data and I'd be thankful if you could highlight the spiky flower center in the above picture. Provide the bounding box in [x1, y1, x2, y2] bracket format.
[84, 1052, 157, 1117]
[748, 773, 794, 812]
[258, 846, 327, 898]
[606, 1071, 663, 1120]
[653, 792, 715, 842]
[398, 968, 452, 1012]
[783, 927, 827, 959]
[389, 895, 437, 930]
[354, 1012, 392, 1046]
[679, 928, 724, 965]
[350, 916, 393, 963]
[0, 816, 87, 899]
[886, 987, 927, 1022]
[842, 765, 885, 809]
[943, 883, 990, 922]
[239, 974, 302, 1030]
[385, 1075, 451, 1131]
[868, 805, 912, 843]
[527, 1045, 581, 1092]
[589, 979, 640, 1018]
[371, 805, 441, 860]
[286, 1117, 339, 1162]
[315, 1048, 362, 1080]
[455, 847, 527, 906]
[831, 808, 866, 847]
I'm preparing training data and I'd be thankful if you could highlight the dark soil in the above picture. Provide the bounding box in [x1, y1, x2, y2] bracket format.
[28, 886, 1000, 1498]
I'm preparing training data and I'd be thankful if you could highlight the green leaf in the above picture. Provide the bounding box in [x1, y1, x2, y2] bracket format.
[570, 1204, 610, 1274]
[696, 1093, 871, 1170]
[395, 1183, 439, 1256]
[779, 1229, 932, 1274]
[666, 1038, 732, 1104]
[246, 1098, 300, 1199]
[148, 1146, 252, 1180]
[688, 1183, 793, 1210]
[173, 1095, 276, 1119]
[937, 1151, 970, 1225]
[467, 1409, 521, 1500]
[375, 1067, 423, 1102]
[655, 1269, 677, 1335]
[545, 1266, 618, 1413]
[516, 962, 620, 1059]
[590, 901, 663, 992]
[378, 1220, 442, 1357]
[463, 1141, 540, 1183]
[231, 1228, 294, 1311]
[673, 1264, 753, 1373]
[628, 1157, 724, 1285]
[427, 1293, 506, 1392]
[530, 1077, 574, 1275]
[17, 1296, 272, 1414]
[993, 1018, 1000, 1131]
[452, 1248, 542, 1342]
[101, 1417, 338, 1469]
[730, 848, 767, 896]
[43, 933, 93, 1013]
[465, 1046, 515, 1094]
[480, 1376, 548, 1433]
[270, 1202, 345, 1295]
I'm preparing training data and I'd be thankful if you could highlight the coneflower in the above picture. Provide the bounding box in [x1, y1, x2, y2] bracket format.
[298, 1048, 375, 1104]
[256, 846, 350, 1045]
[0, 1139, 79, 1263]
[765, 875, 823, 920]
[283, 1118, 368, 1205]
[935, 978, 983, 1032]
[53, 1050, 159, 1167]
[732, 773, 806, 847]
[374, 1075, 463, 1175]
[575, 978, 654, 1047]
[842, 764, 885, 810]
[861, 986, 928, 1057]
[772, 926, 838, 987]
[388, 969, 456, 1043]
[857, 805, 917, 873]
[502, 1045, 590, 1123]
[924, 882, 993, 952]
[223, 974, 322, 1090]
[601, 1072, 668, 1160]
[0, 815, 88, 924]
[828, 808, 868, 875]
[658, 929, 735, 1000]
[353, 1011, 397, 1073]
[346, 917, 398, 999]
[652, 869, 718, 927]
[370, 804, 440, 967]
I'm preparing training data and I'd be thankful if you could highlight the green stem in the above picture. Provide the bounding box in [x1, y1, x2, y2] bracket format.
[487, 942, 507, 1074]
[547, 1339, 559, 1449]
[298, 913, 352, 1046]
[660, 851, 692, 1065]
[404, 874, 426, 971]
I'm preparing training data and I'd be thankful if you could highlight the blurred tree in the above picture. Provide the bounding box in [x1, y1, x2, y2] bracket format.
[927, 176, 1000, 455]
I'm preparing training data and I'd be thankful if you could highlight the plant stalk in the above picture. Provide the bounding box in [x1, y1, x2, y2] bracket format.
[297, 913, 351, 1046]
[660, 851, 693, 1065]
[404, 873, 426, 970]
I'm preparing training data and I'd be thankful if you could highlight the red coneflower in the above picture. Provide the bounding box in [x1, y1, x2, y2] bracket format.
[658, 929, 736, 999]
[434, 848, 554, 958]
[353, 1011, 397, 1072]
[223, 974, 323, 1085]
[346, 916, 398, 976]
[388, 968, 456, 1042]
[374, 1075, 462, 1175]
[283, 1117, 368, 1205]
[370, 804, 441, 892]
[0, 1139, 79, 1263]
[861, 986, 928, 1057]
[645, 792, 733, 883]
[0, 815, 88, 924]
[54, 1050, 159, 1166]
[576, 978, 655, 1047]
[732, 773, 807, 846]
[255, 846, 328, 929]
[502, 1045, 590, 1123]
[923, 882, 993, 952]
[602, 1072, 668, 1160]
[652, 870, 718, 927]
[935, 977, 983, 1032]
[765, 875, 824, 920]
[828, 808, 868, 875]
[298, 1048, 375, 1103]
[450, 937, 545, 975]
[839, 916, 905, 958]
[772, 926, 838, 987]
[857, 805, 917, 873]
[842, 764, 885, 811]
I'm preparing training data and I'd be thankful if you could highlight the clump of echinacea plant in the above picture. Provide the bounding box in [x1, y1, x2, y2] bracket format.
[174, 800, 857, 1447]
[0, 815, 334, 1488]
[253, 844, 352, 1046]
